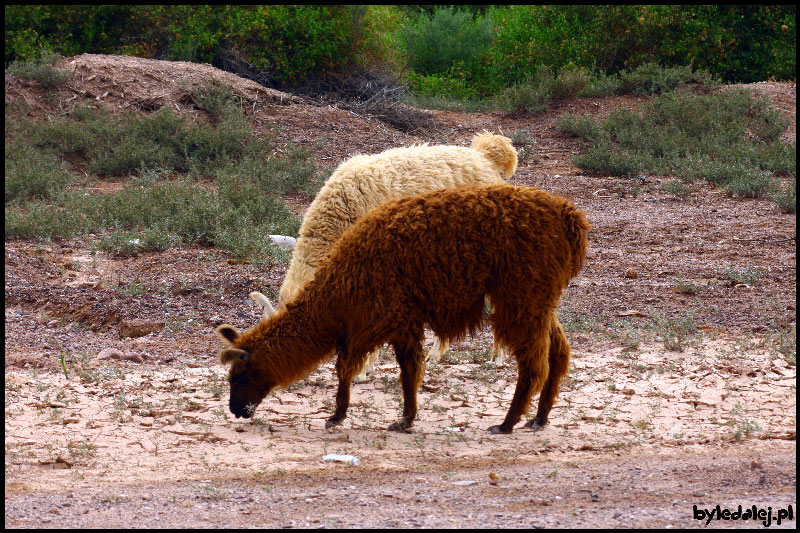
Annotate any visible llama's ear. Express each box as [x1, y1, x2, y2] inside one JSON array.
[[215, 324, 240, 345], [249, 291, 277, 316], [219, 348, 251, 365]]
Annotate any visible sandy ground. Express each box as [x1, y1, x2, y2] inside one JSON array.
[[4, 55, 796, 528]]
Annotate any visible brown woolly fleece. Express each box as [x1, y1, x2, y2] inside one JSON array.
[[217, 183, 590, 434], [252, 132, 519, 379]]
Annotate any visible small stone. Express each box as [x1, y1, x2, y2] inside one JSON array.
[[624, 268, 638, 279], [97, 348, 124, 360], [118, 320, 164, 339], [121, 352, 144, 364]]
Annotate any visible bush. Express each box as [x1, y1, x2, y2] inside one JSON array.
[[407, 71, 478, 101], [223, 5, 362, 86], [5, 6, 368, 89], [5, 49, 72, 88], [485, 5, 795, 84], [618, 63, 718, 95], [493, 64, 593, 113], [558, 89, 796, 207], [6, 92, 325, 261], [403, 7, 494, 76], [5, 140, 74, 204]]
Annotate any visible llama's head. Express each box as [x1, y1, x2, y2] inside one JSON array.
[[215, 324, 276, 419]]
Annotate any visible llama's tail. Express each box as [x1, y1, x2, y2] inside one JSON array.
[[470, 131, 518, 179], [561, 202, 591, 279]]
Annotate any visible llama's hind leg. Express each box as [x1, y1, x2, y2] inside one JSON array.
[[354, 348, 380, 383], [490, 339, 510, 365], [426, 336, 450, 363], [388, 337, 425, 432], [525, 315, 570, 431], [488, 317, 551, 434], [325, 353, 359, 429]]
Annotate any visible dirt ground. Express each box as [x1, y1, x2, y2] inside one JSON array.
[[5, 55, 797, 528]]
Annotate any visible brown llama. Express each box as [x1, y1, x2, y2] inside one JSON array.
[[215, 184, 590, 434]]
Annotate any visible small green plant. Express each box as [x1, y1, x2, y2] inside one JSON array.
[[720, 266, 764, 286], [662, 181, 693, 199], [770, 324, 796, 364], [727, 402, 763, 440], [618, 63, 717, 95], [493, 65, 556, 114], [672, 275, 703, 295], [191, 80, 241, 122], [58, 350, 69, 379], [67, 439, 96, 459], [649, 308, 699, 352]]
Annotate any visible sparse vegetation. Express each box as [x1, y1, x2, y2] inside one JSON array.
[[558, 88, 795, 210], [648, 308, 700, 352], [5, 50, 72, 88], [720, 266, 765, 286], [4, 87, 327, 262]]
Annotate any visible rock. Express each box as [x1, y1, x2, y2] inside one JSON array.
[[97, 348, 124, 360], [121, 352, 144, 363], [624, 268, 638, 279], [118, 320, 164, 339]]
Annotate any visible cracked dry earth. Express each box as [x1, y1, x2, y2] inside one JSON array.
[[4, 56, 797, 528]]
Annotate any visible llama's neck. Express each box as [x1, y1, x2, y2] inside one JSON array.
[[246, 296, 339, 387]]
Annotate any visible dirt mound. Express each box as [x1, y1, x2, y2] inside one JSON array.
[[5, 53, 304, 118], [64, 53, 304, 107]]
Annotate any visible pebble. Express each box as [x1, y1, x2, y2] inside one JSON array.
[[97, 348, 124, 360]]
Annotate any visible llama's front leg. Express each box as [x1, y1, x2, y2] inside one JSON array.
[[389, 339, 424, 432], [524, 316, 570, 431], [325, 354, 358, 429]]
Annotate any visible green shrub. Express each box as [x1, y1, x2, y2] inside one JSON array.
[[618, 63, 718, 95], [5, 49, 72, 88], [6, 95, 323, 262], [485, 5, 795, 85], [5, 6, 368, 89], [772, 179, 796, 213], [403, 7, 493, 76], [226, 5, 362, 86], [649, 308, 699, 352], [191, 79, 241, 122], [5, 140, 74, 204], [558, 89, 796, 206], [407, 71, 478, 101], [6, 178, 301, 263], [356, 6, 409, 72], [494, 64, 594, 114], [493, 65, 555, 114]]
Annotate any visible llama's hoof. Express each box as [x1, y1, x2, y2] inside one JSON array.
[[524, 419, 547, 431], [352, 374, 369, 384], [325, 417, 343, 430], [488, 424, 513, 434], [387, 421, 413, 433]]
